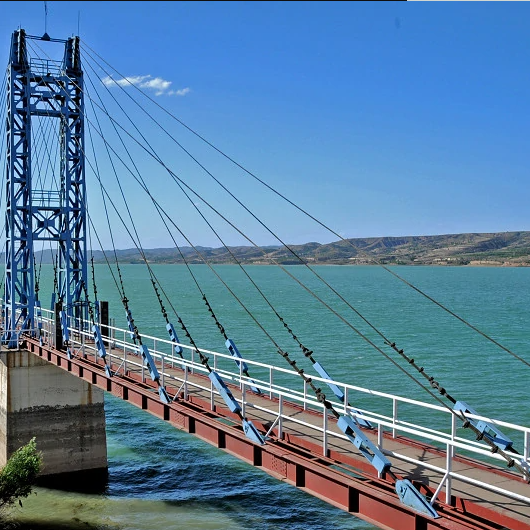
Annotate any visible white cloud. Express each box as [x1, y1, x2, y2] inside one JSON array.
[[169, 87, 191, 97], [101, 75, 190, 97]]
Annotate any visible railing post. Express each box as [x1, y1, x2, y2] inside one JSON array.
[[210, 374, 215, 411], [430, 441, 453, 508], [278, 395, 283, 440], [110, 318, 115, 349], [524, 431, 530, 461], [269, 367, 273, 399], [446, 441, 453, 505], [242, 383, 247, 419], [392, 398, 398, 438], [303, 379, 308, 411], [323, 409, 328, 457], [523, 430, 530, 481]]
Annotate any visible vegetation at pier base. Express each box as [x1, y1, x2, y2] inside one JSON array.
[[0, 438, 42, 512]]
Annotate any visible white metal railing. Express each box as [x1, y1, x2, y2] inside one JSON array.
[[5, 306, 530, 510], [29, 58, 63, 76]]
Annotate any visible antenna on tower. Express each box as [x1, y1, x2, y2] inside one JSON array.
[[42, 1, 50, 40]]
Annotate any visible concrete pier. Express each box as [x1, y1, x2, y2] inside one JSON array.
[[0, 347, 107, 476]]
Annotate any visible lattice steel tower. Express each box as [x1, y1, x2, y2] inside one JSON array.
[[4, 29, 88, 341]]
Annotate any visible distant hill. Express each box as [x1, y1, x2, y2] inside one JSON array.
[[12, 231, 530, 266]]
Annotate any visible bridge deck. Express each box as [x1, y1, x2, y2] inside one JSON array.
[[126, 353, 530, 530], [21, 337, 530, 530]]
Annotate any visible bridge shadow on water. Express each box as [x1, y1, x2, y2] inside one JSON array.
[[0, 393, 372, 530], [0, 470, 111, 530], [35, 469, 110, 496], [0, 521, 105, 530]]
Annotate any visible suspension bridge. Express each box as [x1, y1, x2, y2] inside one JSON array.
[[1, 28, 530, 530]]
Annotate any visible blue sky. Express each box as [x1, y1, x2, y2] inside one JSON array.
[[1, 1, 530, 250]]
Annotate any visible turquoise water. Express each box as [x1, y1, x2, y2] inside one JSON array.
[[2, 264, 529, 529]]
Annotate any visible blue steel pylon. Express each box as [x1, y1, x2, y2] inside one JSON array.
[[4, 29, 88, 345]]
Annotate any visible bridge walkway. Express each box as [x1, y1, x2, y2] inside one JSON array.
[[118, 345, 530, 530], [19, 331, 530, 530]]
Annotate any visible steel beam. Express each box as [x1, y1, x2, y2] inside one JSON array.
[[4, 30, 88, 345], [22, 336, 528, 530]]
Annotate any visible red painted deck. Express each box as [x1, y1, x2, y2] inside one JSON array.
[[22, 336, 530, 530]]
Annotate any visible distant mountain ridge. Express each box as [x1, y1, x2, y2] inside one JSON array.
[[12, 231, 530, 266]]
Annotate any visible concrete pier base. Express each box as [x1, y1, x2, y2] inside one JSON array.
[[0, 347, 108, 477]]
